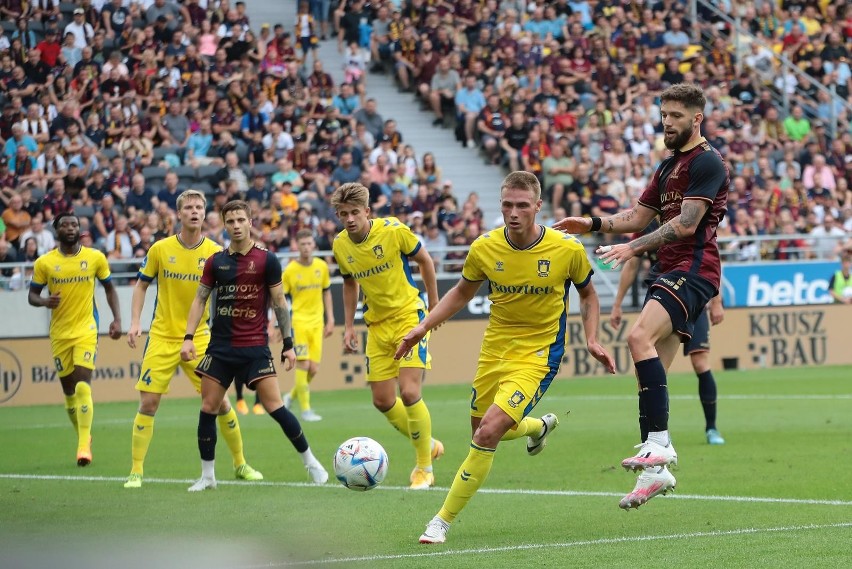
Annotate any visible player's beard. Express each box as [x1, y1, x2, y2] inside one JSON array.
[[58, 232, 80, 247], [663, 123, 694, 150]]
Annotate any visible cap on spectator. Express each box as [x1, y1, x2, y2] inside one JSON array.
[[443, 180, 453, 187], [73, 7, 84, 14], [280, 179, 293, 185], [261, 22, 271, 29], [391, 186, 404, 192], [379, 134, 392, 143], [813, 121, 825, 128], [294, 134, 307, 143], [319, 145, 331, 152], [46, 28, 57, 35], [410, 211, 424, 219], [811, 188, 829, 199], [156, 15, 168, 23]]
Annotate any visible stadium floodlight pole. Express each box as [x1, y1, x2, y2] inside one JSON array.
[[690, 0, 699, 43]]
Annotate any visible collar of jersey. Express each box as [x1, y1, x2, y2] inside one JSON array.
[[352, 220, 373, 245], [504, 225, 545, 251]]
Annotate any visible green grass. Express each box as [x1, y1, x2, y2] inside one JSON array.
[[1, 366, 851, 568]]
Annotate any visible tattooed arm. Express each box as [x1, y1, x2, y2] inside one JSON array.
[[627, 199, 709, 256], [552, 203, 657, 235], [269, 283, 296, 370]]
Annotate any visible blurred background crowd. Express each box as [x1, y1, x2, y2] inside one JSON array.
[[1, 0, 851, 289]]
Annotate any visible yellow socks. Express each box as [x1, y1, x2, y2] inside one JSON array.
[[406, 399, 433, 469], [438, 443, 496, 523], [500, 417, 544, 441], [74, 382, 93, 451], [64, 394, 78, 432], [218, 407, 247, 468], [294, 368, 311, 412], [382, 397, 411, 437], [130, 413, 155, 475]]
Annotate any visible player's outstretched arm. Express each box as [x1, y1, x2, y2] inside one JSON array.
[[577, 282, 615, 374], [597, 200, 710, 269], [553, 204, 656, 235], [341, 277, 360, 353], [394, 278, 480, 360], [127, 280, 151, 348], [410, 246, 439, 310], [180, 284, 211, 361], [102, 279, 123, 340], [610, 256, 641, 329], [270, 284, 296, 370]]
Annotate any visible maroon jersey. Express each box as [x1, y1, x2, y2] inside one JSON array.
[[200, 244, 283, 349], [638, 140, 729, 288]]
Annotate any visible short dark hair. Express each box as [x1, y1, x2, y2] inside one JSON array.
[[52, 212, 79, 231], [221, 200, 252, 220], [660, 83, 706, 112]]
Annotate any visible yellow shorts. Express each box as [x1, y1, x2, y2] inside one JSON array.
[[135, 335, 210, 394], [51, 335, 98, 378], [470, 357, 558, 424], [293, 322, 323, 362], [365, 309, 431, 381]]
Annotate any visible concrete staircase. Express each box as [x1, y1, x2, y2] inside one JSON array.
[[247, 1, 506, 226]]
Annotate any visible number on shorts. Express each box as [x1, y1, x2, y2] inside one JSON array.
[[54, 357, 64, 372], [365, 356, 370, 375], [140, 369, 152, 385], [470, 387, 478, 411], [295, 344, 308, 357], [199, 354, 212, 371]]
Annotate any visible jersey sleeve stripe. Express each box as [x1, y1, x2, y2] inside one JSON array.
[[684, 196, 713, 204], [29, 281, 45, 290], [462, 275, 484, 283], [98, 275, 112, 284], [406, 241, 422, 256], [138, 273, 155, 282], [573, 269, 593, 289]]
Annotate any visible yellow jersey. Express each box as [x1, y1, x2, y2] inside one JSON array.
[[462, 226, 593, 367], [282, 257, 331, 328], [333, 217, 425, 325], [138, 235, 222, 341], [31, 246, 112, 341]]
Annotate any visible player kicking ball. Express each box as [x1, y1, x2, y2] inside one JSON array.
[[181, 200, 327, 490], [397, 172, 614, 544]]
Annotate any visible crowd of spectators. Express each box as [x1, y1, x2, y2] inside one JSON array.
[[1, 0, 852, 291]]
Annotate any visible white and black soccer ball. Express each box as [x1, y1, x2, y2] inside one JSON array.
[[333, 437, 388, 491]]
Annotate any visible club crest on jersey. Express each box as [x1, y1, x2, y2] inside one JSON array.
[[670, 162, 683, 179], [347, 256, 355, 263], [507, 390, 525, 408], [372, 245, 384, 259], [83, 351, 92, 361], [247, 260, 256, 273], [168, 256, 176, 264], [537, 259, 550, 277], [197, 257, 206, 270], [80, 260, 88, 271], [55, 265, 61, 272], [495, 261, 504, 272]]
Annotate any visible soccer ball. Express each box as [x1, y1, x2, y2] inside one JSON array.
[[333, 437, 389, 491]]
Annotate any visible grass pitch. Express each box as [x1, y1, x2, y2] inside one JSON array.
[[1, 366, 850, 568]]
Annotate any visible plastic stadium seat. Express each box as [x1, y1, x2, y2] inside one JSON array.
[[197, 165, 221, 182], [252, 163, 279, 178], [172, 165, 198, 182], [74, 205, 96, 220], [141, 166, 169, 181]]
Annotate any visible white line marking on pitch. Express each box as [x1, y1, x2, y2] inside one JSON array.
[[1, 473, 850, 507], [243, 522, 852, 567], [4, 394, 849, 430]]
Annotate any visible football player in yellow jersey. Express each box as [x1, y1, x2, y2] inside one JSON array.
[[331, 182, 445, 490], [281, 228, 335, 422], [29, 212, 123, 467], [123, 190, 262, 488], [396, 172, 615, 544]]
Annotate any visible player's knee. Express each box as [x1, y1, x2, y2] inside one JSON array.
[[472, 421, 502, 448], [308, 362, 319, 376], [627, 328, 653, 354], [398, 387, 421, 406], [372, 396, 395, 412]]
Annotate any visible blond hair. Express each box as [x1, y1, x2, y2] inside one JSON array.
[[501, 171, 541, 200], [176, 189, 207, 211], [330, 183, 369, 210], [295, 228, 314, 240]]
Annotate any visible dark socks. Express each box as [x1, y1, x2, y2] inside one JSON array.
[[269, 405, 309, 453], [197, 411, 217, 461], [697, 370, 718, 431], [635, 357, 669, 433]]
